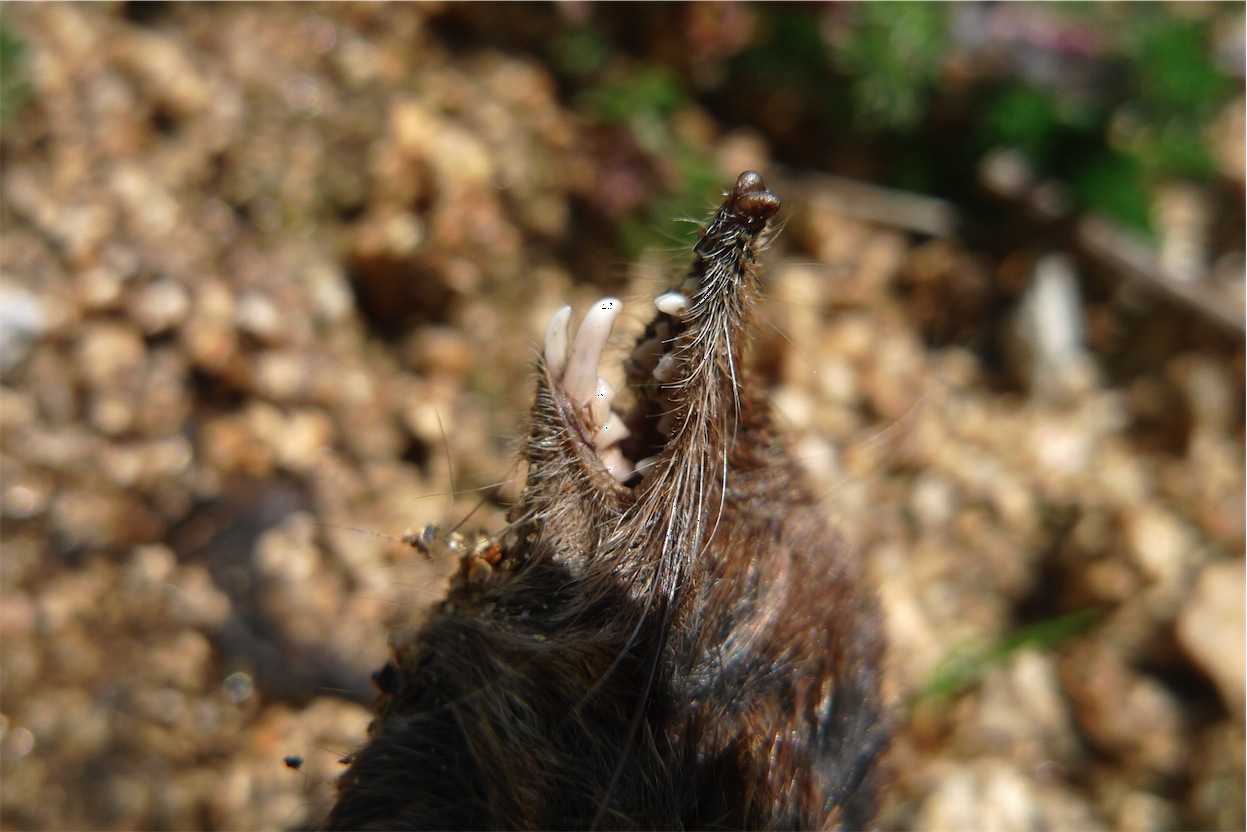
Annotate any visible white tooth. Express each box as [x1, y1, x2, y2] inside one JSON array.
[[600, 447, 634, 482], [589, 377, 615, 427], [653, 353, 680, 383], [630, 337, 663, 373], [563, 298, 622, 407], [655, 291, 689, 317], [593, 412, 630, 449], [656, 412, 674, 437], [634, 455, 660, 476], [544, 305, 572, 381]]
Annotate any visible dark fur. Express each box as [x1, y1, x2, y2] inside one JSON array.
[[326, 173, 889, 830]]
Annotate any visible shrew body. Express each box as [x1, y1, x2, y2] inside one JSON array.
[[326, 172, 889, 830]]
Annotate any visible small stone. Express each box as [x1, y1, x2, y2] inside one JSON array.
[[76, 321, 146, 389], [0, 283, 46, 378], [272, 409, 334, 473], [129, 279, 190, 335], [304, 262, 354, 324], [169, 565, 232, 630], [88, 391, 137, 435], [0, 590, 35, 638], [1187, 720, 1247, 830], [50, 488, 164, 550], [1125, 505, 1197, 589], [972, 649, 1080, 768], [2, 466, 56, 520], [909, 472, 956, 532], [816, 356, 858, 405], [35, 561, 111, 633], [109, 163, 179, 238], [252, 350, 308, 401], [1012, 253, 1086, 401], [145, 630, 213, 690], [0, 387, 37, 433], [123, 544, 178, 593], [770, 385, 814, 432], [201, 413, 275, 478], [235, 292, 286, 344], [52, 201, 116, 262], [917, 760, 1099, 832], [254, 512, 320, 583], [1114, 790, 1178, 832], [184, 280, 238, 371], [1176, 558, 1246, 713], [79, 263, 127, 310], [404, 327, 474, 379], [1061, 643, 1187, 777], [1030, 419, 1093, 478]]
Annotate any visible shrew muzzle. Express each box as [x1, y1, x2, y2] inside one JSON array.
[[326, 172, 890, 830]]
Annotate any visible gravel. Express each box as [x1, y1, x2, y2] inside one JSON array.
[[1, 4, 1242, 830]]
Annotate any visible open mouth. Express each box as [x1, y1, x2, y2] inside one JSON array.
[[540, 171, 781, 491], [540, 294, 674, 488]]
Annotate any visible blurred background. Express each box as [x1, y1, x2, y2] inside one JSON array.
[[0, 3, 1242, 829]]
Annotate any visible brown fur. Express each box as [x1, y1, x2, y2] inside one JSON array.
[[326, 173, 889, 830]]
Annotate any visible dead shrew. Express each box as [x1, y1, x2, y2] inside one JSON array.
[[326, 172, 890, 830]]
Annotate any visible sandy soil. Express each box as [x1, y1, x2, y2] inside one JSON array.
[[0, 4, 1242, 830]]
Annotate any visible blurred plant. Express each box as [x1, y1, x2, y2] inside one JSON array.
[[550, 4, 1238, 247], [582, 65, 686, 129], [725, 3, 1237, 233], [555, 28, 724, 256], [0, 15, 31, 123], [1113, 12, 1232, 180], [973, 6, 1234, 231], [835, 2, 951, 133], [614, 148, 723, 258], [915, 608, 1101, 704]]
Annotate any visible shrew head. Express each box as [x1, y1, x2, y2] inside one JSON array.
[[532, 171, 781, 501]]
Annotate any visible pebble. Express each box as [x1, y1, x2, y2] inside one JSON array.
[[0, 387, 37, 433], [909, 471, 957, 532], [303, 261, 354, 324], [251, 349, 308, 401], [123, 544, 178, 594], [272, 409, 335, 473], [254, 512, 320, 583], [129, 279, 190, 335], [235, 292, 288, 344], [76, 321, 146, 389], [0, 283, 46, 378], [88, 391, 136, 435], [971, 649, 1080, 769], [145, 630, 214, 690], [1187, 720, 1247, 830], [79, 262, 128, 310], [168, 565, 232, 630], [1114, 790, 1179, 832], [1013, 252, 1086, 401], [917, 760, 1101, 832], [1125, 504, 1197, 588], [1060, 643, 1187, 777], [49, 488, 164, 550], [1, 466, 55, 520], [183, 279, 238, 371], [1176, 558, 1246, 713]]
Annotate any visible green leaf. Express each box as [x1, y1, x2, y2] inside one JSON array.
[[0, 16, 31, 123], [1071, 150, 1153, 232]]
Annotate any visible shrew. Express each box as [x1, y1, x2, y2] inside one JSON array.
[[326, 172, 890, 831]]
